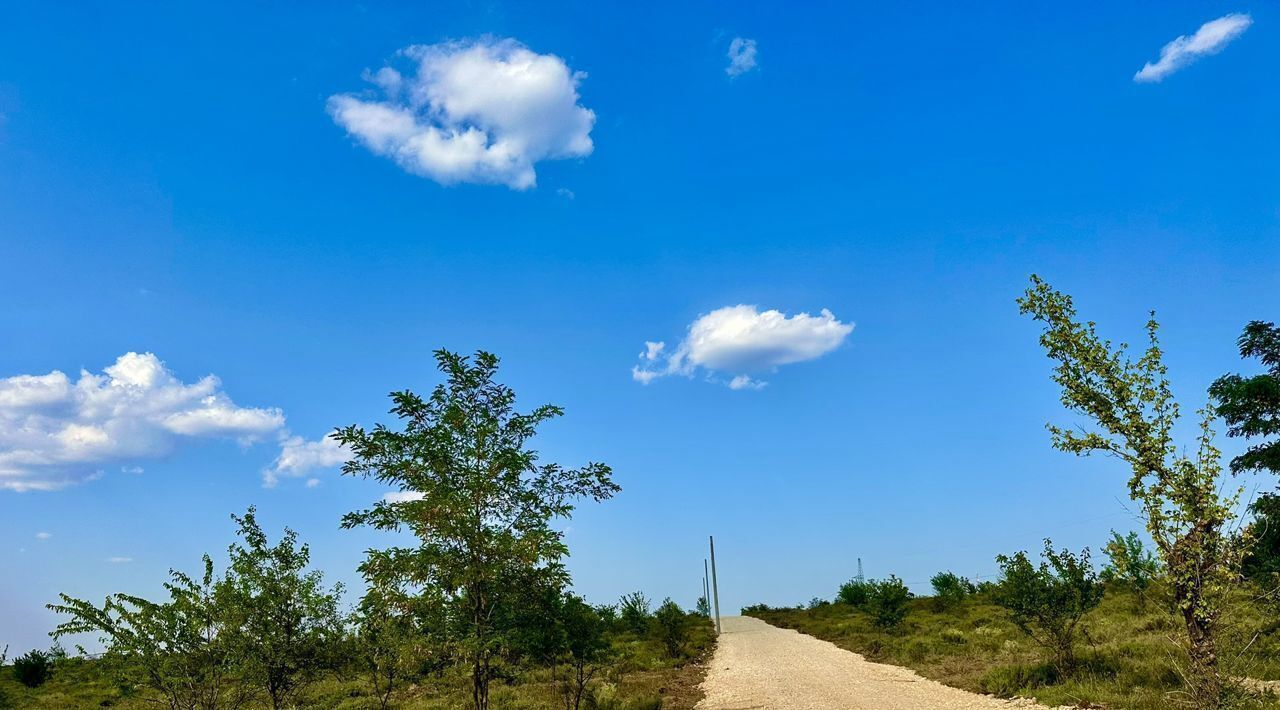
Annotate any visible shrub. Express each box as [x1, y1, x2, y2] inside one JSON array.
[[740, 603, 772, 614], [12, 648, 53, 688], [806, 597, 829, 610], [994, 540, 1103, 673], [836, 578, 872, 607], [866, 576, 911, 628], [618, 591, 651, 635], [929, 571, 975, 611], [1100, 530, 1160, 607], [651, 599, 689, 658]]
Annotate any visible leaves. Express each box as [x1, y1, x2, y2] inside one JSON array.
[[335, 349, 619, 710]]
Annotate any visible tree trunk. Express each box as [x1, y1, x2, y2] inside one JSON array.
[[1183, 607, 1221, 709]]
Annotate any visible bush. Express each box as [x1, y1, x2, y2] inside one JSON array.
[[866, 576, 911, 628], [836, 578, 872, 607], [1100, 530, 1160, 606], [12, 648, 53, 688], [618, 591, 651, 635], [929, 571, 975, 611], [740, 603, 772, 614], [651, 599, 689, 658], [978, 661, 1060, 696], [994, 540, 1103, 673], [806, 597, 829, 610]]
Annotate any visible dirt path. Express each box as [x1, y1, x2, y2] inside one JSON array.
[[696, 616, 1047, 710]]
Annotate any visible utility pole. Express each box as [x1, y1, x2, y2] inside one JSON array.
[[709, 536, 722, 634], [703, 559, 711, 616]]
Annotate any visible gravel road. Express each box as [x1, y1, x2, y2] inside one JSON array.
[[696, 616, 1049, 710]]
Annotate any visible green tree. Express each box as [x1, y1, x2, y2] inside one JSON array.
[[1209, 320, 1280, 475], [617, 591, 651, 635], [866, 576, 911, 628], [49, 556, 252, 710], [652, 599, 690, 658], [217, 507, 345, 710], [1019, 276, 1245, 706], [929, 571, 976, 611], [550, 594, 611, 710], [695, 594, 711, 618], [836, 578, 871, 607], [334, 350, 619, 710], [1100, 530, 1161, 608], [11, 649, 53, 688], [354, 579, 439, 710], [994, 540, 1103, 673], [1240, 494, 1280, 582]]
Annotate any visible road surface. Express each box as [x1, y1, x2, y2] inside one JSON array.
[[696, 616, 1050, 710]]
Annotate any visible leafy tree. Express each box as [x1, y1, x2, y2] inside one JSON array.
[[11, 649, 53, 688], [866, 576, 911, 628], [836, 578, 871, 607], [695, 594, 711, 618], [1019, 276, 1246, 707], [994, 541, 1103, 673], [617, 591, 651, 635], [354, 578, 439, 710], [652, 599, 689, 658], [217, 507, 345, 709], [1209, 320, 1280, 475], [1243, 494, 1280, 581], [930, 571, 976, 611], [334, 350, 619, 710], [49, 556, 252, 710], [548, 594, 611, 710], [1100, 530, 1161, 607]]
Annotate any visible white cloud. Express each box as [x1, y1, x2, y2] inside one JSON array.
[[265, 433, 350, 488], [633, 305, 853, 389], [726, 37, 758, 77], [329, 37, 596, 190], [0, 352, 285, 492], [35, 531, 51, 540], [121, 465, 144, 475], [105, 556, 133, 563], [1134, 13, 1252, 83], [305, 478, 320, 489], [383, 490, 425, 503]]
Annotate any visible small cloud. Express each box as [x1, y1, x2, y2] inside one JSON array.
[[1134, 13, 1252, 83], [305, 478, 320, 489], [726, 37, 758, 77], [121, 465, 144, 475], [265, 433, 350, 488], [383, 490, 425, 503], [728, 375, 767, 391], [35, 531, 51, 540], [556, 188, 575, 200], [633, 304, 853, 389], [328, 37, 596, 190], [105, 556, 133, 563]]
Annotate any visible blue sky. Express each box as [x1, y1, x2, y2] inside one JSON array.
[[2, 1, 1279, 652]]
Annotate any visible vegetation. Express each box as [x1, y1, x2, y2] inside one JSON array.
[[1210, 320, 1280, 476], [28, 350, 713, 710], [1101, 530, 1161, 607], [333, 350, 621, 710], [11, 648, 54, 688], [836, 578, 871, 607], [1019, 276, 1248, 707], [745, 582, 1280, 709], [929, 571, 976, 611], [993, 540, 1104, 672], [866, 577, 911, 629]]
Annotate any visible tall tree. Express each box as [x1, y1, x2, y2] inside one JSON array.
[[334, 350, 619, 710], [217, 507, 344, 710], [1019, 276, 1246, 708], [1209, 320, 1280, 475]]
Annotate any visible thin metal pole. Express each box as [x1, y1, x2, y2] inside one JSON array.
[[709, 535, 722, 634], [703, 559, 710, 613]]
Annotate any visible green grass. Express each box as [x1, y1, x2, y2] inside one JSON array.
[[0, 620, 715, 710], [747, 585, 1280, 709]]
